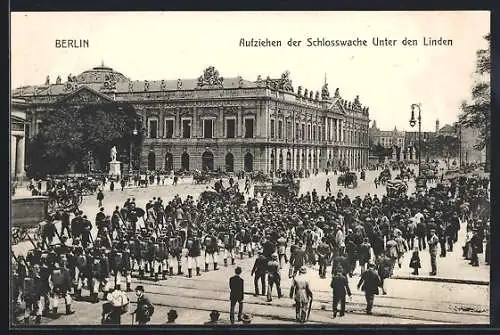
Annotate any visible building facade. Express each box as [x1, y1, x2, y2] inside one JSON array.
[[12, 64, 370, 174], [11, 98, 28, 180]]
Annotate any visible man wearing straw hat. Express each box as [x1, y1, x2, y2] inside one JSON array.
[[289, 266, 313, 323]]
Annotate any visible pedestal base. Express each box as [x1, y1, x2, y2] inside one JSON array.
[[109, 161, 122, 177]]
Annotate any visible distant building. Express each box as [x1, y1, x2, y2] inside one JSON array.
[[11, 64, 371, 174], [369, 121, 406, 160]]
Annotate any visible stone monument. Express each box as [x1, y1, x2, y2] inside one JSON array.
[[109, 146, 121, 177]]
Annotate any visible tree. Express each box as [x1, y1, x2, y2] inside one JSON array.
[[26, 103, 141, 176], [458, 33, 490, 170]]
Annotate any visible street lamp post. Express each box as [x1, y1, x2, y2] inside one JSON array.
[[409, 103, 422, 176], [129, 125, 138, 184]]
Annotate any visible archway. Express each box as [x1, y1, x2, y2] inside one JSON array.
[[165, 152, 173, 171], [270, 152, 275, 171], [301, 153, 306, 170], [202, 151, 214, 171], [296, 152, 300, 170], [308, 153, 312, 170], [148, 152, 156, 171], [278, 152, 283, 170], [244, 152, 253, 172], [181, 152, 190, 171], [286, 151, 291, 170], [225, 153, 234, 172]]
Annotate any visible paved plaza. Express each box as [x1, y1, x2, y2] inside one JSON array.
[[12, 168, 490, 325]]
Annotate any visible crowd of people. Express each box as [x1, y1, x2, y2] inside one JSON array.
[[11, 163, 490, 325]]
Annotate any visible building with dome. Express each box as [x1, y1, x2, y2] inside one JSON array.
[[11, 64, 370, 174]]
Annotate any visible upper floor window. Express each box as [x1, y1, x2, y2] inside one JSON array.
[[203, 119, 214, 138], [182, 119, 191, 139], [245, 119, 254, 138], [226, 119, 236, 138], [278, 120, 283, 139], [164, 119, 174, 138], [270, 119, 275, 139], [148, 118, 158, 139]]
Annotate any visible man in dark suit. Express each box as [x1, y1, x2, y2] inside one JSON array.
[[330, 266, 352, 318], [229, 267, 244, 324], [357, 261, 382, 315], [251, 250, 267, 296], [131, 285, 154, 325]]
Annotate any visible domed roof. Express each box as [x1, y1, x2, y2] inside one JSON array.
[[74, 63, 129, 84]]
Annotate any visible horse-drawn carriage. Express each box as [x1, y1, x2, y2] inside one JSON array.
[[386, 179, 408, 198], [47, 187, 83, 212], [337, 172, 358, 188], [193, 171, 213, 184], [378, 169, 392, 185], [252, 171, 273, 184]]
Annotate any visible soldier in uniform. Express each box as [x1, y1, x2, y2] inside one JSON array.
[[236, 229, 248, 259], [24, 264, 49, 324], [168, 233, 183, 276], [266, 254, 282, 302], [72, 244, 86, 300], [316, 237, 332, 279], [204, 229, 219, 272], [137, 236, 149, 279], [71, 210, 84, 240], [186, 234, 202, 277], [358, 238, 373, 275], [89, 248, 102, 303], [121, 241, 133, 291], [48, 259, 74, 316], [289, 266, 313, 323], [221, 230, 236, 266], [157, 236, 169, 280]]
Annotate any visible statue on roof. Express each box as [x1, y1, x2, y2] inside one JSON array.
[[256, 75, 262, 82], [160, 80, 167, 91], [68, 74, 73, 83], [334, 88, 340, 98], [297, 86, 302, 96], [144, 80, 150, 91], [238, 76, 244, 88], [56, 76, 61, 84], [278, 70, 294, 92], [45, 75, 50, 85], [304, 88, 309, 98], [197, 66, 224, 88], [315, 91, 320, 101], [128, 81, 134, 92], [321, 83, 330, 100], [354, 95, 361, 107], [177, 79, 183, 90]]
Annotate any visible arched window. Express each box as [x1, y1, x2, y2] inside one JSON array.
[[225, 153, 234, 172], [202, 151, 214, 171], [165, 152, 173, 171], [148, 152, 156, 171], [244, 152, 253, 172], [181, 152, 190, 171]]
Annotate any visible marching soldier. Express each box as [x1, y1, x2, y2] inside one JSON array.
[[221, 230, 236, 266], [72, 243, 87, 300], [168, 233, 183, 276], [89, 248, 102, 303], [289, 266, 313, 323], [24, 264, 49, 324], [157, 237, 169, 280], [121, 241, 133, 291], [186, 234, 202, 277], [204, 229, 219, 272], [48, 258, 74, 316]]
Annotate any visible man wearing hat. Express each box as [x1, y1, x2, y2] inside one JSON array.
[[131, 285, 154, 325], [331, 265, 352, 318], [229, 267, 244, 324], [427, 228, 439, 276], [251, 249, 267, 296], [204, 310, 230, 325], [289, 266, 313, 323], [266, 254, 282, 302], [166, 309, 178, 323], [357, 261, 382, 315]]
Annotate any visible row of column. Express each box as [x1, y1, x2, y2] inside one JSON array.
[[325, 117, 344, 143], [267, 147, 322, 172], [338, 148, 368, 170]]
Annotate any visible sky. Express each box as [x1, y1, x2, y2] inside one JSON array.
[[11, 11, 490, 132]]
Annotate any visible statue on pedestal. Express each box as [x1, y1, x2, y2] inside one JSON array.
[[110, 146, 117, 162]]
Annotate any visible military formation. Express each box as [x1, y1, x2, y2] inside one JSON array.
[[12, 166, 490, 325]]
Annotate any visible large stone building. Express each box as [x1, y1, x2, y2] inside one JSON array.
[[11, 64, 370, 174]]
